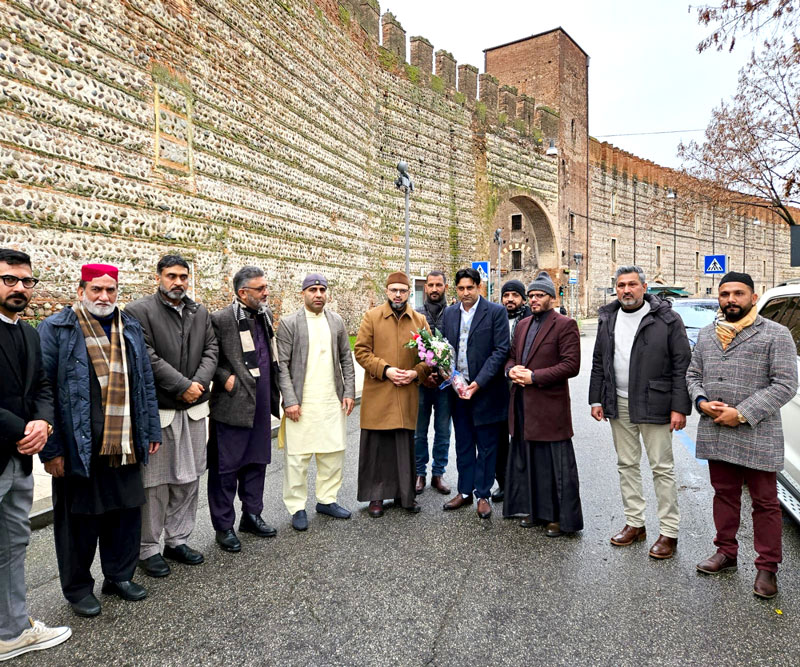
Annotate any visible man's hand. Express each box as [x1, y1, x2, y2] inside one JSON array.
[[508, 365, 531, 385], [699, 400, 727, 419], [44, 456, 65, 478], [713, 406, 741, 427], [285, 404, 302, 422], [342, 398, 355, 416], [460, 381, 479, 400], [149, 442, 160, 454], [181, 381, 205, 404], [421, 370, 440, 389], [386, 367, 409, 386], [224, 375, 236, 393], [591, 406, 606, 422], [16, 420, 50, 454], [670, 411, 687, 432]]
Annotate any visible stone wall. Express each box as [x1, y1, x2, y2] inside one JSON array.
[[0, 0, 554, 330]]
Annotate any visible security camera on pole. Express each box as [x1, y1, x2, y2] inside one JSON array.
[[395, 161, 414, 278]]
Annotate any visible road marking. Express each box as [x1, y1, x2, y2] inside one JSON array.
[[674, 429, 707, 465]]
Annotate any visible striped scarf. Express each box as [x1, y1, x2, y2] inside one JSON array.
[[233, 298, 275, 377], [715, 305, 758, 350], [74, 303, 135, 466]]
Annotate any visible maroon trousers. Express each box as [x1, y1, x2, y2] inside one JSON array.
[[708, 460, 782, 573]]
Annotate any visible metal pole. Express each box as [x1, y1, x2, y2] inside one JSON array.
[[404, 187, 410, 277], [742, 214, 746, 273], [497, 236, 501, 303], [632, 179, 637, 265], [673, 198, 677, 284]]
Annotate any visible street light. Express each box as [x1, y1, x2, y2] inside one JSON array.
[[545, 139, 558, 156], [666, 188, 677, 284], [493, 228, 502, 303], [395, 161, 414, 277]]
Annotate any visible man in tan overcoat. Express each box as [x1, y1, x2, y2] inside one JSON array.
[[354, 271, 431, 517]]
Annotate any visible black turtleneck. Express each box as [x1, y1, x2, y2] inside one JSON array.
[[91, 311, 115, 339], [620, 299, 647, 314]]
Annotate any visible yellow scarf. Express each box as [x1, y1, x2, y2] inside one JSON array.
[[715, 306, 757, 350]]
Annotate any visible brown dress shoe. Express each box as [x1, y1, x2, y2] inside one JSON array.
[[431, 476, 451, 495], [545, 522, 563, 537], [443, 494, 473, 511], [753, 570, 778, 599], [415, 475, 425, 495], [649, 535, 677, 559], [696, 552, 738, 574], [367, 500, 384, 518], [610, 525, 647, 546], [477, 498, 492, 519]]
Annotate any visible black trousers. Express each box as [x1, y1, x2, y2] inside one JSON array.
[[53, 479, 141, 603]]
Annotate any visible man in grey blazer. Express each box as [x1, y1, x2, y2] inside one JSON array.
[[276, 274, 355, 531], [687, 272, 798, 599]]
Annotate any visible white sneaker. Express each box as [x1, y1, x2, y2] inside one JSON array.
[[0, 618, 72, 661]]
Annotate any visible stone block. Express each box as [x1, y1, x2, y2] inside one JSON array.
[[409, 36, 433, 76], [457, 64, 478, 102], [381, 12, 405, 62], [435, 49, 456, 89]]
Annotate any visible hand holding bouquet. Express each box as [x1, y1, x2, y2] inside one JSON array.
[[404, 329, 470, 397]]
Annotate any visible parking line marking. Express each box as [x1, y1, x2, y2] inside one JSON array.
[[674, 429, 707, 465]]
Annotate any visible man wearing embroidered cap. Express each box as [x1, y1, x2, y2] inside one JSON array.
[[38, 263, 161, 617], [276, 273, 355, 531], [354, 271, 431, 517], [125, 254, 218, 577]]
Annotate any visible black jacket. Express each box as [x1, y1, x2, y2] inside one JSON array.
[[589, 294, 692, 424], [0, 320, 54, 476], [416, 300, 446, 335]]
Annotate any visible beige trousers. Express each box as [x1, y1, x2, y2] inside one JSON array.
[[282, 449, 345, 515], [609, 396, 680, 538]]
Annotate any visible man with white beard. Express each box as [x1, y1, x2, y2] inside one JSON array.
[[38, 264, 161, 617]]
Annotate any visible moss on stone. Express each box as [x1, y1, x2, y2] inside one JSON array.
[[378, 47, 398, 71], [338, 4, 351, 26], [453, 91, 466, 105], [430, 75, 444, 94], [475, 101, 487, 123], [404, 64, 421, 85]]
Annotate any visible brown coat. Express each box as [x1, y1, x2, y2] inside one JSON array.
[[354, 302, 431, 430], [505, 310, 581, 442]]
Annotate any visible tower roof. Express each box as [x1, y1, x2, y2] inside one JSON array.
[[483, 27, 589, 59]]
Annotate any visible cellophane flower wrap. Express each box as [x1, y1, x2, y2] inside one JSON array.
[[404, 328, 470, 397]]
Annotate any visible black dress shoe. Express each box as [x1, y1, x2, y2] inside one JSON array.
[[292, 510, 309, 531], [70, 593, 101, 617], [101, 579, 147, 601], [316, 502, 351, 519], [491, 488, 505, 503], [216, 529, 242, 552], [405, 501, 422, 513], [163, 544, 204, 565], [138, 553, 171, 577], [239, 512, 277, 538]]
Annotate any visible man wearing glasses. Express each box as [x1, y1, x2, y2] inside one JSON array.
[[0, 249, 72, 660], [207, 267, 281, 552]]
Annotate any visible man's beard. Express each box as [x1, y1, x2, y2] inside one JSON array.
[[619, 295, 643, 309], [426, 292, 444, 303], [388, 298, 407, 313], [0, 293, 29, 313], [723, 301, 753, 322], [82, 295, 115, 317], [159, 283, 185, 301]]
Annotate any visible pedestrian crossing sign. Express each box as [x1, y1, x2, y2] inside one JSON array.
[[471, 261, 490, 283], [704, 254, 726, 274]]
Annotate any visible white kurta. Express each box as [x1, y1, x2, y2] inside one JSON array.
[[284, 309, 346, 455]]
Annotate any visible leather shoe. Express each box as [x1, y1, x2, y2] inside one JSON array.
[[431, 476, 451, 495], [316, 502, 351, 519], [415, 475, 425, 494], [648, 535, 677, 560], [753, 570, 778, 599], [443, 494, 473, 511], [368, 500, 384, 518], [491, 488, 505, 503], [101, 579, 147, 601], [292, 510, 308, 531], [610, 525, 647, 546], [477, 498, 492, 519], [70, 593, 101, 618], [163, 544, 204, 565], [696, 552, 738, 574], [545, 522, 563, 537], [405, 501, 422, 513], [519, 515, 535, 528], [138, 553, 171, 578], [216, 529, 242, 552], [239, 512, 277, 538]]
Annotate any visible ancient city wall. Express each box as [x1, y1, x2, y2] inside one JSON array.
[[0, 0, 555, 329]]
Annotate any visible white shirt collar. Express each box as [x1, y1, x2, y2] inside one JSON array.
[[0, 311, 19, 324], [459, 295, 481, 316]]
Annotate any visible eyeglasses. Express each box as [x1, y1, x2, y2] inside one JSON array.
[[1, 275, 39, 288], [243, 285, 268, 293], [387, 288, 409, 295], [528, 292, 549, 300]]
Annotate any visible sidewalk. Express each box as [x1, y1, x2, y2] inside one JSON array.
[[31, 353, 365, 527]]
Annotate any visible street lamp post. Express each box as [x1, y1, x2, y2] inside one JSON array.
[[493, 228, 502, 303], [667, 188, 677, 283], [395, 161, 414, 277]]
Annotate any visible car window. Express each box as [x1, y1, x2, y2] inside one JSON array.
[[760, 296, 790, 324], [672, 303, 718, 329], [760, 296, 800, 356]]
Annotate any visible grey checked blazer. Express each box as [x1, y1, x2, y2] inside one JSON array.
[[686, 315, 798, 471], [276, 307, 355, 409]]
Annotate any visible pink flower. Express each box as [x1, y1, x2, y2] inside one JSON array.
[[418, 350, 426, 361]]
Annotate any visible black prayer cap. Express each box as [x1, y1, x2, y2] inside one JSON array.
[[718, 271, 754, 290]]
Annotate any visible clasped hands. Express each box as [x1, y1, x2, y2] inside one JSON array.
[[507, 365, 533, 386], [698, 400, 741, 427], [386, 367, 418, 386]]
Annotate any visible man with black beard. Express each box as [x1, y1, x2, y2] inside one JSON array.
[[125, 255, 218, 577], [687, 272, 797, 599], [493, 279, 533, 502], [414, 271, 452, 496]]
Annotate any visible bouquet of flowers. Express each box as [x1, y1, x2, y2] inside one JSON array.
[[405, 328, 470, 397]]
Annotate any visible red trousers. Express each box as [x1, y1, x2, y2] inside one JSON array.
[[709, 460, 782, 573]]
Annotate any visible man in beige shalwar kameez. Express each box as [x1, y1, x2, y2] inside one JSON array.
[[276, 274, 355, 531]]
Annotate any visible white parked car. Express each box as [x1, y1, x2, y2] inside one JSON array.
[[757, 280, 800, 523]]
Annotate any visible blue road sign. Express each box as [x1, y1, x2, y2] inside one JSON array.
[[471, 261, 490, 283], [568, 274, 578, 284], [704, 254, 726, 274]]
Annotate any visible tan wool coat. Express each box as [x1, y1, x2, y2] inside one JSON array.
[[354, 302, 432, 430]]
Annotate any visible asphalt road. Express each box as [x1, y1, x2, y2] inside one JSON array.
[[20, 332, 800, 666]]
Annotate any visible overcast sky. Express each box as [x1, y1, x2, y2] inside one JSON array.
[[381, 0, 758, 169]]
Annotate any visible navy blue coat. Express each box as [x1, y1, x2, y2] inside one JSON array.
[[442, 297, 510, 425], [37, 307, 162, 478]]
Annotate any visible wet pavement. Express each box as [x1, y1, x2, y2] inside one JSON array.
[[19, 333, 800, 666]]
